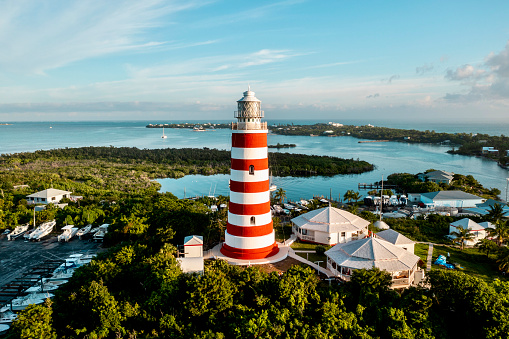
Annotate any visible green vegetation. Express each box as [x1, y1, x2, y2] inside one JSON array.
[[270, 123, 509, 166], [386, 171, 501, 199], [268, 143, 296, 148], [414, 243, 429, 263]]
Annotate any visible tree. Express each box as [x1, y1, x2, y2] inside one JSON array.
[[344, 190, 356, 204], [450, 226, 476, 250], [274, 188, 286, 205], [351, 191, 362, 203], [476, 238, 498, 257], [487, 203, 506, 223], [488, 220, 509, 246], [10, 299, 57, 339]]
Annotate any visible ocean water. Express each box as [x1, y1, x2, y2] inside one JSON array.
[[1, 120, 508, 201]]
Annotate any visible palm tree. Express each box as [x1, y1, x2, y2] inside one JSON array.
[[488, 220, 509, 246], [451, 226, 476, 250], [274, 188, 287, 205], [476, 238, 497, 257], [487, 203, 506, 223], [497, 247, 509, 273], [343, 190, 355, 204], [351, 191, 362, 203]]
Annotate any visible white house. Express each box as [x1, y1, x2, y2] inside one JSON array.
[[176, 235, 204, 274], [183, 235, 203, 258], [325, 236, 423, 289], [420, 190, 485, 208], [291, 206, 369, 245], [407, 193, 422, 203], [449, 218, 489, 245], [26, 188, 72, 204], [417, 170, 454, 184], [482, 147, 498, 154], [375, 229, 415, 254]]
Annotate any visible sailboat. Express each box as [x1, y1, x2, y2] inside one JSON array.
[[161, 127, 167, 139]]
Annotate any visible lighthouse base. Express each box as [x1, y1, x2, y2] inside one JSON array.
[[220, 242, 279, 260]]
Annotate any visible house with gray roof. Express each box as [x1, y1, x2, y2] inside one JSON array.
[[26, 188, 72, 204], [291, 206, 369, 245], [449, 218, 490, 245], [325, 236, 422, 289], [420, 190, 485, 208], [375, 229, 415, 253], [417, 170, 454, 184]]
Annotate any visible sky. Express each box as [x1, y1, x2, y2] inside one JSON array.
[[0, 0, 509, 122]]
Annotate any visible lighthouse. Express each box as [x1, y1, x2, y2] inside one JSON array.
[[220, 88, 279, 260]]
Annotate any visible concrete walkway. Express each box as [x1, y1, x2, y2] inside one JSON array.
[[288, 248, 334, 278], [426, 243, 434, 271]]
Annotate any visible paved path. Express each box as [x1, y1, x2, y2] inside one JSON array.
[[426, 243, 433, 271]]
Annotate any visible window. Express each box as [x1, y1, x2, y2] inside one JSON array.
[[341, 232, 345, 237], [250, 216, 256, 225], [52, 197, 56, 201], [249, 165, 255, 175]]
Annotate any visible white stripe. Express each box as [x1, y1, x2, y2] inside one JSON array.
[[228, 212, 272, 226], [231, 147, 268, 160], [225, 231, 275, 249], [232, 130, 268, 134], [230, 191, 270, 204], [231, 169, 269, 182]]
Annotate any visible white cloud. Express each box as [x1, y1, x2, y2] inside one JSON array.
[[444, 41, 509, 102], [0, 0, 201, 74]]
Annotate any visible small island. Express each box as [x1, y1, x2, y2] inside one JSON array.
[[268, 143, 296, 149]]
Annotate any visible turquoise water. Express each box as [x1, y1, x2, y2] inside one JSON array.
[[1, 121, 508, 201]]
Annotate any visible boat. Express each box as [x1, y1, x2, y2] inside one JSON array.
[[29, 220, 56, 241], [93, 224, 109, 242], [24, 281, 62, 293], [23, 292, 54, 300], [193, 125, 206, 132], [76, 224, 92, 239], [0, 324, 9, 335], [0, 310, 17, 324], [57, 225, 78, 242], [7, 223, 29, 240], [10, 296, 45, 311], [161, 127, 168, 139]]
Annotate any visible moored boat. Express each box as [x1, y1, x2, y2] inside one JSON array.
[[29, 220, 56, 241], [57, 225, 79, 242], [76, 224, 92, 239], [7, 223, 29, 240]]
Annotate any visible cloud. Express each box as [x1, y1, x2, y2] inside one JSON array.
[[443, 41, 509, 102], [129, 49, 300, 78], [445, 64, 485, 80], [382, 75, 400, 84], [416, 63, 434, 75], [366, 93, 380, 99], [0, 0, 201, 74]]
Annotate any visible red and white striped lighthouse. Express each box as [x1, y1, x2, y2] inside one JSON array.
[[220, 88, 279, 260]]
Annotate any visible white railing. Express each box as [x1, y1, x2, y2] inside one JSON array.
[[391, 277, 410, 287], [232, 122, 267, 131], [300, 235, 315, 242]]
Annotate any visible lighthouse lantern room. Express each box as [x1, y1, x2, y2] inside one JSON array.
[[220, 88, 279, 259]]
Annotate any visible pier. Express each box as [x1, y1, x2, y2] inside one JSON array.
[[358, 183, 399, 190]]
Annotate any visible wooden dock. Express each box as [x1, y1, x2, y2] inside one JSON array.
[[358, 140, 389, 143], [358, 183, 399, 190]]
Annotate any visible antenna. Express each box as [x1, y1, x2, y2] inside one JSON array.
[[380, 175, 383, 223]]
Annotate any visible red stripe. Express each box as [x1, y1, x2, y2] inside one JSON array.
[[220, 243, 279, 259], [231, 158, 268, 171], [232, 133, 267, 148], [226, 222, 273, 237], [230, 180, 269, 193], [229, 201, 270, 215]]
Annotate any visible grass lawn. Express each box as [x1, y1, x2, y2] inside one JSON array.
[[290, 241, 320, 250], [295, 252, 327, 265], [414, 243, 429, 263], [274, 224, 293, 243], [432, 245, 504, 281]]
